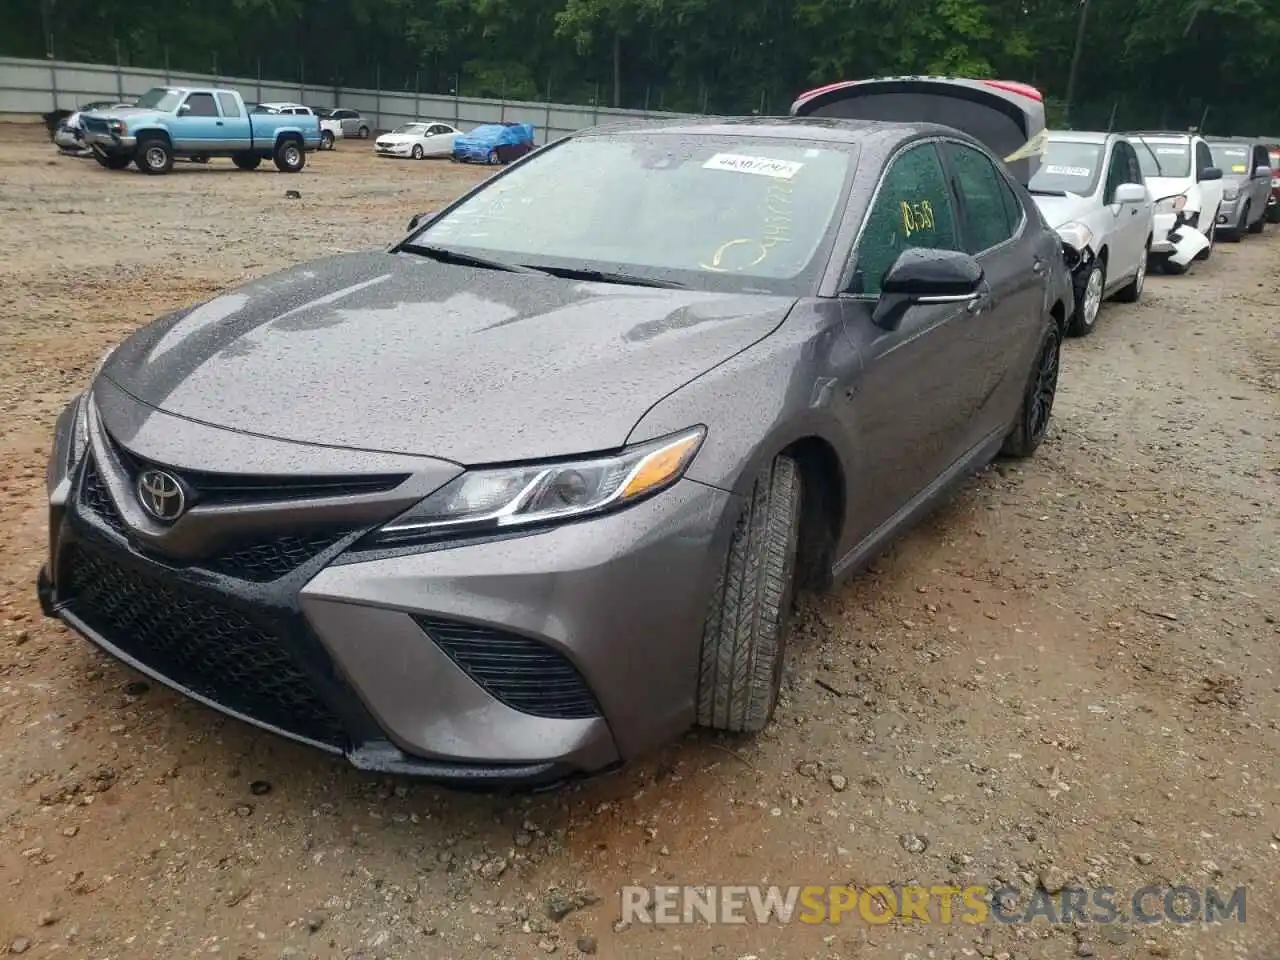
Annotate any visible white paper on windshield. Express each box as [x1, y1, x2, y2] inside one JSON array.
[[703, 153, 803, 179], [1045, 165, 1091, 176]]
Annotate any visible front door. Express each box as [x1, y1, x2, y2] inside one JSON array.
[[174, 91, 222, 151], [837, 141, 994, 547]]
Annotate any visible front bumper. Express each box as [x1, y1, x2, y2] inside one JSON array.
[[1150, 211, 1177, 253], [83, 130, 137, 154], [1217, 197, 1242, 229], [375, 143, 413, 157], [41, 396, 735, 785]]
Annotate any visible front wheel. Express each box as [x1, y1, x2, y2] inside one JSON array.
[[273, 139, 305, 173], [1001, 323, 1061, 459], [696, 455, 803, 734], [487, 149, 501, 165], [1067, 261, 1104, 337], [357, 126, 370, 139], [1247, 208, 1266, 233], [1194, 220, 1215, 261], [412, 144, 424, 160], [320, 131, 335, 150], [134, 136, 174, 175]]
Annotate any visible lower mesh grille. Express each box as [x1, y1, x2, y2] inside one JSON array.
[[62, 543, 348, 747], [412, 615, 600, 719], [79, 457, 127, 537]]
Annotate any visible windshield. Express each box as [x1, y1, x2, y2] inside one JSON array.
[[1134, 139, 1190, 178], [1208, 142, 1250, 175], [1027, 140, 1105, 195], [134, 88, 183, 112], [468, 124, 504, 137], [393, 124, 427, 134], [411, 133, 856, 294]]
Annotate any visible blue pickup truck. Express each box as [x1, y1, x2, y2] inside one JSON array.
[[80, 86, 322, 175]]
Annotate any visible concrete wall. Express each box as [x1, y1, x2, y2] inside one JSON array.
[[0, 55, 698, 140]]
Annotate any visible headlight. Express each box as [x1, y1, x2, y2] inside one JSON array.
[[66, 346, 116, 468], [1056, 221, 1094, 252], [1221, 182, 1239, 201], [1154, 194, 1187, 215], [107, 119, 127, 136], [366, 426, 706, 545]]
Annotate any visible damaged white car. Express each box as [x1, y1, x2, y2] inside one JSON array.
[[1026, 131, 1155, 336], [1130, 132, 1224, 275]]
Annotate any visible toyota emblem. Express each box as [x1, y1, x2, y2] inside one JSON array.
[[136, 469, 185, 522]]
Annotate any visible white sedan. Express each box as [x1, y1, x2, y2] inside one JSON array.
[[374, 122, 459, 159]]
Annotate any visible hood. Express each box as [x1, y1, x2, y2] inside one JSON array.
[[376, 133, 416, 144], [100, 251, 795, 463], [84, 106, 160, 120], [1144, 175, 1193, 202], [1031, 192, 1092, 229]]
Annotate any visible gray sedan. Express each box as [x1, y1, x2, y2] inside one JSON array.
[[1206, 137, 1272, 239], [39, 117, 1071, 786]]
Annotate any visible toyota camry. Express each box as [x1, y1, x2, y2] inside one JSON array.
[[39, 105, 1071, 786]]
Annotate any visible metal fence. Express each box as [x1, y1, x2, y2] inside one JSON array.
[[0, 55, 700, 141]]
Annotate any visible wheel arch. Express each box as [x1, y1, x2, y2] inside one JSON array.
[[779, 436, 845, 592]]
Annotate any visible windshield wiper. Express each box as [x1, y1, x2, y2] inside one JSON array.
[[400, 243, 538, 274], [1029, 187, 1068, 196], [521, 264, 686, 288], [1135, 140, 1165, 177]]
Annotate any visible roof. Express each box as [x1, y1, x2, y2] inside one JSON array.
[[575, 115, 960, 144], [1126, 131, 1195, 141], [1047, 129, 1117, 144]]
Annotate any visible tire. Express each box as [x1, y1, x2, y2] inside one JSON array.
[[232, 153, 261, 171], [358, 125, 370, 139], [412, 144, 424, 160], [93, 151, 131, 170], [1223, 205, 1246, 242], [487, 149, 501, 165], [1114, 240, 1150, 303], [1267, 203, 1280, 224], [1001, 323, 1061, 459], [134, 136, 174, 175], [1247, 208, 1265, 234], [696, 455, 803, 734], [320, 131, 334, 150], [273, 139, 305, 173], [1067, 261, 1104, 337]]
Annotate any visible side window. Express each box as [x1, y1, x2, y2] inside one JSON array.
[[942, 142, 1014, 253], [215, 93, 241, 118], [183, 93, 218, 117], [1254, 145, 1269, 174], [852, 143, 960, 296], [1195, 141, 1213, 174], [995, 169, 1024, 230], [1103, 144, 1127, 201], [428, 125, 445, 136], [1122, 143, 1144, 184]]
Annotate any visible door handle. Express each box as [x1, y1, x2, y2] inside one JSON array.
[[1032, 258, 1045, 275], [216, 120, 224, 126]]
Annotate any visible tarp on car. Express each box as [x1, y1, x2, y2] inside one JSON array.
[[455, 123, 535, 150], [789, 76, 1046, 185]]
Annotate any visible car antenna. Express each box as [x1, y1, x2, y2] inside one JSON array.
[[1106, 102, 1117, 133]]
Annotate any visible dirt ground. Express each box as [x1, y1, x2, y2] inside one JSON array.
[[0, 123, 1277, 960]]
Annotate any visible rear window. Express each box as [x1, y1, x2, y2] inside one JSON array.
[[1133, 139, 1190, 178], [1208, 143, 1250, 174], [1028, 140, 1104, 195]]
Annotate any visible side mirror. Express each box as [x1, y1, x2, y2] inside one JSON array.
[[177, 103, 191, 115], [870, 248, 984, 331], [1198, 166, 1222, 182], [1254, 165, 1272, 179], [407, 211, 434, 232], [1113, 183, 1147, 204]]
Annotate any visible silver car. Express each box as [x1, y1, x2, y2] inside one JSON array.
[[1206, 137, 1272, 240], [326, 107, 371, 139], [1026, 130, 1155, 336]]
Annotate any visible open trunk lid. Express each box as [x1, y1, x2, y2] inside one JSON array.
[[789, 76, 1046, 184]]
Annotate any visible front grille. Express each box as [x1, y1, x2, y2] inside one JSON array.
[[413, 615, 600, 719], [109, 439, 406, 505], [206, 531, 349, 582], [79, 456, 127, 537], [75, 456, 352, 582], [62, 542, 348, 747], [81, 117, 109, 134]]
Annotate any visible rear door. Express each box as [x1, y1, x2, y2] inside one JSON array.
[[1250, 144, 1271, 221], [215, 92, 252, 150], [1099, 140, 1147, 281], [939, 140, 1046, 440], [838, 140, 997, 541]]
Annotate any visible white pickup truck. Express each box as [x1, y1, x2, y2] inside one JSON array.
[[253, 102, 344, 150]]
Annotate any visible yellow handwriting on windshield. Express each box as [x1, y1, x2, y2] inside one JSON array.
[[700, 177, 795, 272], [901, 199, 935, 237]]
